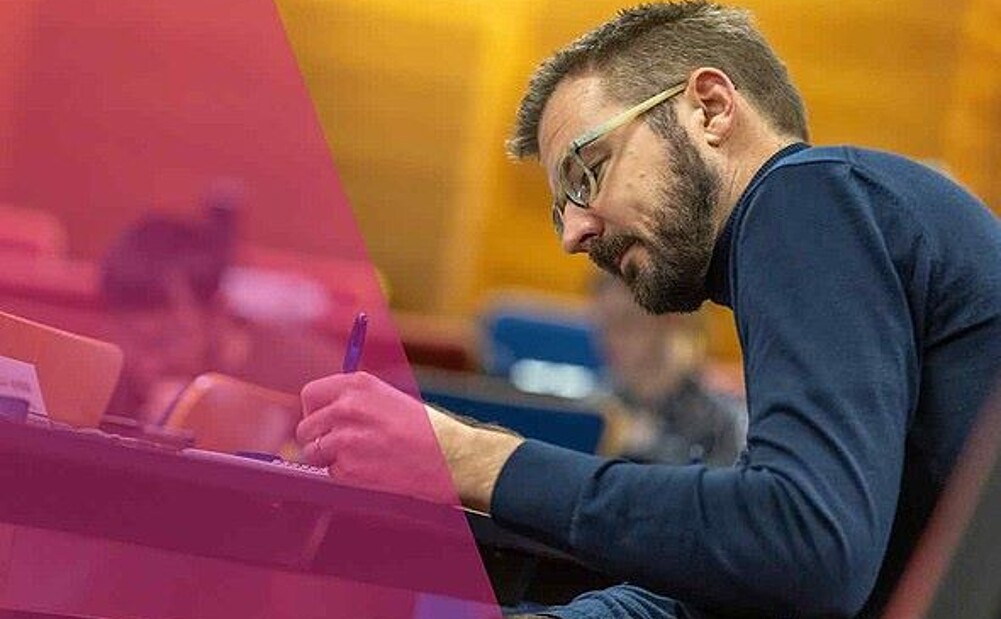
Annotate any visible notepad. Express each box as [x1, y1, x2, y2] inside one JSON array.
[[0, 355, 48, 418], [181, 447, 328, 478]]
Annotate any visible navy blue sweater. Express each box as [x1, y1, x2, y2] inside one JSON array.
[[492, 145, 1001, 618]]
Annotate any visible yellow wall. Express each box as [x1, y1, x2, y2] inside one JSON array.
[[942, 0, 1001, 209], [278, 0, 999, 360]]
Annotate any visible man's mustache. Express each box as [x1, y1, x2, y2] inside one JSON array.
[[588, 234, 638, 278]]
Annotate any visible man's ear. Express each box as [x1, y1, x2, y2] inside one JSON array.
[[686, 67, 737, 147]]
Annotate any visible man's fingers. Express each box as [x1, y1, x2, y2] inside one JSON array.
[[304, 432, 329, 465], [296, 404, 331, 445], [300, 374, 350, 416]]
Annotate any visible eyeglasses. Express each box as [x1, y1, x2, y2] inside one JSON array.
[[552, 81, 687, 237]]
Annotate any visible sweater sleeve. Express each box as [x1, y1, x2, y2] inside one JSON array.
[[491, 162, 918, 617], [536, 584, 685, 619]]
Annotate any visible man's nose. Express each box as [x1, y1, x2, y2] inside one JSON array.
[[560, 203, 602, 254]]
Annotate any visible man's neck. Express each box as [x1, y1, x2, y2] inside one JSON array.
[[713, 133, 800, 233]]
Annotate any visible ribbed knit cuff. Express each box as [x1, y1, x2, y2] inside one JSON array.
[[490, 439, 605, 549]]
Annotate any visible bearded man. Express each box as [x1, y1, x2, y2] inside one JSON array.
[[296, 3, 1001, 617]]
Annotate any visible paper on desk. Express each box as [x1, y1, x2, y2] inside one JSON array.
[[0, 355, 48, 416]]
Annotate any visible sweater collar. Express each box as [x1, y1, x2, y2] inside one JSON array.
[[704, 142, 810, 307]]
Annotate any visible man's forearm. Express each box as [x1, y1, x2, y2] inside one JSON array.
[[426, 404, 524, 513]]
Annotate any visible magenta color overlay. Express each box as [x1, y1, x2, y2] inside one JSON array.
[[0, 1, 501, 617]]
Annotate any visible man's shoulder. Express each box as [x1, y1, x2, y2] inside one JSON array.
[[736, 145, 870, 221], [765, 145, 927, 183], [748, 144, 989, 222], [739, 145, 865, 212]]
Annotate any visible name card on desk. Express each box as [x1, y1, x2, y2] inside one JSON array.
[[0, 355, 48, 417]]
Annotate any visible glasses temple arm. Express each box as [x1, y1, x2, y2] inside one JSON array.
[[569, 83, 687, 151]]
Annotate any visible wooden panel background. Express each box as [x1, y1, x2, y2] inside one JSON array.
[[2, 1, 997, 361], [279, 0, 999, 360]]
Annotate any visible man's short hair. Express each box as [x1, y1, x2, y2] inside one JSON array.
[[507, 1, 808, 159]]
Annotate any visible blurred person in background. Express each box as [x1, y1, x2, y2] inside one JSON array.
[[591, 272, 745, 466], [100, 201, 236, 422], [100, 184, 336, 423]]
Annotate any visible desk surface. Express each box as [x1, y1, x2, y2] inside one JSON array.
[[0, 418, 605, 618]]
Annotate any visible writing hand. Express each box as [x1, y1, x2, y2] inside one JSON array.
[[297, 371, 457, 504]]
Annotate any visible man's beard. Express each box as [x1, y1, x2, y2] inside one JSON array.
[[588, 124, 721, 314]]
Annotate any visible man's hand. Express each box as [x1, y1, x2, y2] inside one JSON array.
[[297, 372, 523, 511]]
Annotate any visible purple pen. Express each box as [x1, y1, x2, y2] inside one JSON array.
[[341, 312, 368, 372]]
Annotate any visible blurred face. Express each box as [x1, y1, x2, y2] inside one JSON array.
[[113, 280, 217, 399], [539, 75, 722, 313], [593, 280, 669, 382], [592, 277, 693, 400]]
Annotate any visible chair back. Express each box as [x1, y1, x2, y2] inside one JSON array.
[[0, 204, 68, 258], [480, 299, 604, 399], [417, 367, 606, 454], [882, 382, 1001, 619], [165, 372, 300, 455]]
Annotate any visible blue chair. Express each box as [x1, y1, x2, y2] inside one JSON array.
[[416, 367, 605, 454], [480, 301, 606, 399]]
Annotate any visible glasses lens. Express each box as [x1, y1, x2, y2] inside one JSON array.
[[560, 149, 599, 208], [551, 201, 565, 237], [559, 152, 587, 206]]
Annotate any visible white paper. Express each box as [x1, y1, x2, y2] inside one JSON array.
[[0, 355, 48, 416]]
